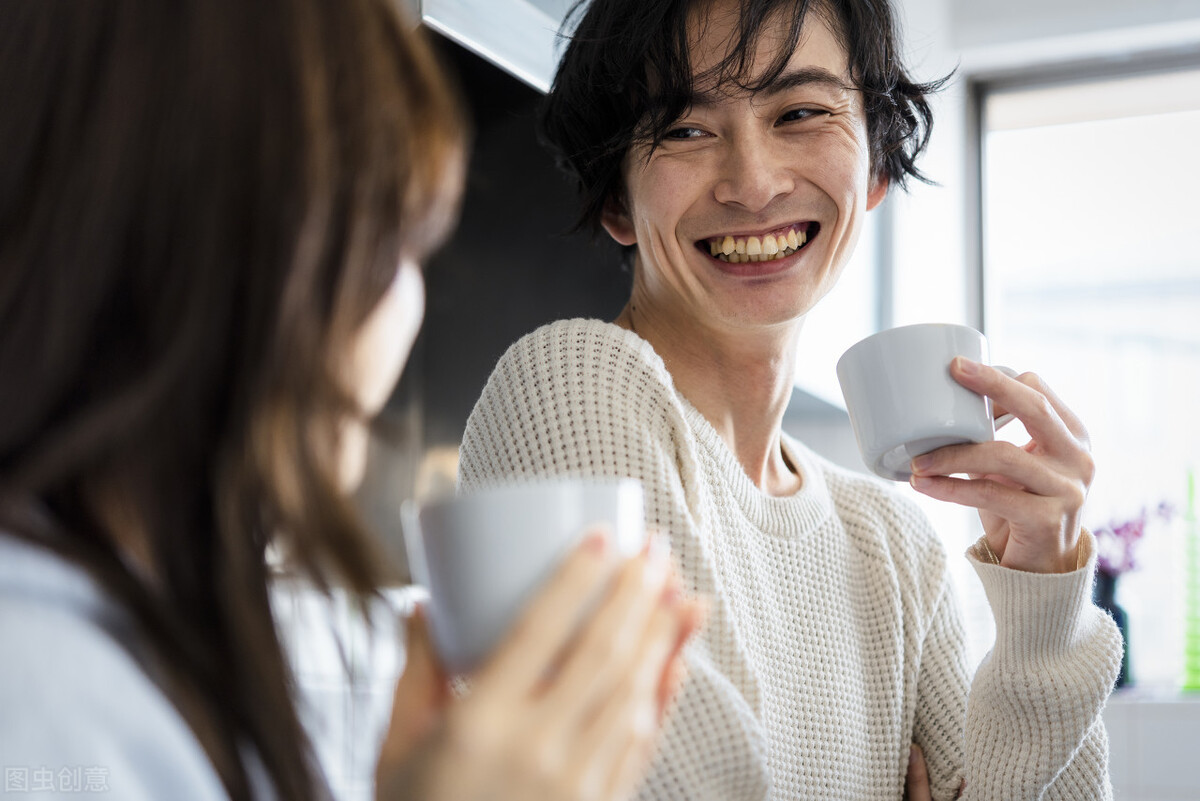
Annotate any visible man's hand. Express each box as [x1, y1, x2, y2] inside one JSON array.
[[904, 745, 932, 801], [910, 357, 1094, 574]]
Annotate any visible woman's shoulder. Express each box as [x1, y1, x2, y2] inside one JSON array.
[[0, 535, 228, 800]]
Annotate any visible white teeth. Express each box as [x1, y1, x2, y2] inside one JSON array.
[[721, 235, 735, 256], [735, 238, 746, 254], [762, 236, 779, 256], [745, 236, 762, 255], [787, 229, 799, 249]]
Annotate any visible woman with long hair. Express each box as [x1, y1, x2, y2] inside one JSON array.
[[0, 2, 700, 799]]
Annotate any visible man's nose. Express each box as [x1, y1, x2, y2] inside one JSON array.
[[712, 135, 795, 213]]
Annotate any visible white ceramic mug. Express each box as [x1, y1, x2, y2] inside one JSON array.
[[837, 323, 1006, 481], [402, 478, 646, 674]]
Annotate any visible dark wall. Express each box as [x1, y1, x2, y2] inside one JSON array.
[[397, 34, 631, 448]]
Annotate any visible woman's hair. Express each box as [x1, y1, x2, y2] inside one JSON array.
[[541, 0, 948, 235], [0, 1, 465, 799]]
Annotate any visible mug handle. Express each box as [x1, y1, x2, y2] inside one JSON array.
[[993, 365, 1018, 430]]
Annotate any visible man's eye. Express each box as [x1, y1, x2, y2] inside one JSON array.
[[778, 108, 824, 124], [665, 126, 706, 139]]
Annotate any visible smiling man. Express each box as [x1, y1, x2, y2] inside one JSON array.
[[458, 1, 1122, 798]]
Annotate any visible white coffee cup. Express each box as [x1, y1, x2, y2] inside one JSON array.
[[402, 478, 645, 674], [836, 323, 1005, 481]]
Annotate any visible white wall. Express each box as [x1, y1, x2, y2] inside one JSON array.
[[951, 0, 1200, 49]]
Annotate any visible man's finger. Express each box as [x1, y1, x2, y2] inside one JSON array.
[[905, 744, 933, 801], [950, 359, 1078, 454]]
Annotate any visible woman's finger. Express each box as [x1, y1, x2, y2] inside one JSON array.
[[377, 607, 450, 768], [536, 541, 672, 732], [656, 599, 704, 719], [603, 720, 664, 801], [564, 587, 683, 795], [475, 528, 619, 699]]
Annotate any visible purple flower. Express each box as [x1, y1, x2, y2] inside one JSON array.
[[1093, 502, 1176, 576]]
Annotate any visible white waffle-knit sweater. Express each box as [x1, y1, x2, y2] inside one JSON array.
[[458, 319, 1122, 801]]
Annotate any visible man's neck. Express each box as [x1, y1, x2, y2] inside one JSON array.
[[615, 301, 803, 497]]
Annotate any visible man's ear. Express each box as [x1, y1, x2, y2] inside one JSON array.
[[600, 194, 637, 246], [867, 174, 889, 211]]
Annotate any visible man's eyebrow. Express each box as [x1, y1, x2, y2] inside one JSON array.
[[689, 67, 853, 106]]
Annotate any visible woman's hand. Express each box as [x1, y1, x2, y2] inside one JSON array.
[[908, 357, 1095, 574], [376, 530, 703, 801]]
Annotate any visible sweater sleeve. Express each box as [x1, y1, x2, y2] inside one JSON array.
[[961, 529, 1122, 801]]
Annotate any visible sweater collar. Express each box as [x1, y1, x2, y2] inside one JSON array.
[[675, 398, 835, 536], [586, 318, 836, 536]]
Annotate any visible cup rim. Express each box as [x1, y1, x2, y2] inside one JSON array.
[[414, 476, 641, 515], [837, 322, 984, 373]]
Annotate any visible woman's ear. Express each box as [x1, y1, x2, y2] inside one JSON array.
[[600, 194, 637, 246], [867, 174, 889, 211]]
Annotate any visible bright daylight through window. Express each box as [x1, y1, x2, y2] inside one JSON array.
[[981, 66, 1200, 691]]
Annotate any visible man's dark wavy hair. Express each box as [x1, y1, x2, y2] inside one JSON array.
[[540, 0, 949, 235]]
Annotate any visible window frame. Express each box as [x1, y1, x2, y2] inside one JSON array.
[[965, 48, 1200, 337]]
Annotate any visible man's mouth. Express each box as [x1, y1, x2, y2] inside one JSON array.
[[696, 222, 818, 263]]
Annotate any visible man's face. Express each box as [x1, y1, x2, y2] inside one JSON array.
[[603, 0, 886, 336]]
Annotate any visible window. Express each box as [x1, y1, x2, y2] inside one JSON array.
[[979, 66, 1200, 689]]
